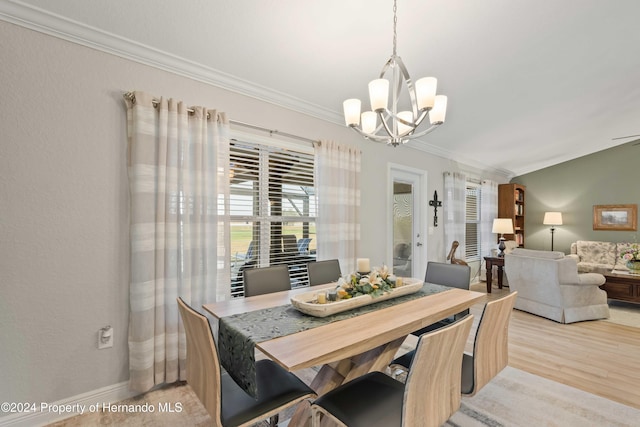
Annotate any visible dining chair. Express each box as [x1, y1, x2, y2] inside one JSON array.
[[310, 314, 474, 427], [411, 261, 471, 335], [177, 298, 316, 427], [391, 292, 517, 397], [307, 259, 342, 286], [243, 264, 291, 297]]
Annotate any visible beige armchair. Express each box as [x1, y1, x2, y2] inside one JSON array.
[[504, 248, 609, 323]]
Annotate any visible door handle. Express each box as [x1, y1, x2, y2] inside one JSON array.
[[416, 242, 423, 247]]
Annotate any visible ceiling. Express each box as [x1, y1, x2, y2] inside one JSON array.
[[4, 0, 640, 177]]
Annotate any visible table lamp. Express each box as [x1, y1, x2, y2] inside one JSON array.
[[543, 212, 563, 251], [492, 218, 514, 257]]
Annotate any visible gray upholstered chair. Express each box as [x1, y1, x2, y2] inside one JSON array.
[[307, 259, 342, 286], [177, 298, 315, 426], [505, 248, 609, 323], [392, 292, 517, 397], [243, 264, 291, 297], [311, 315, 474, 427], [411, 261, 471, 335]]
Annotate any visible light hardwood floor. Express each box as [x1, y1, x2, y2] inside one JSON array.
[[49, 282, 640, 426], [472, 283, 640, 410]]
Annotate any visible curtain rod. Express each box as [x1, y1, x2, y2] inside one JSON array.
[[123, 92, 319, 146], [230, 120, 319, 146]]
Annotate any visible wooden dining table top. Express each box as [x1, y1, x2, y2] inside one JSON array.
[[203, 283, 484, 373]]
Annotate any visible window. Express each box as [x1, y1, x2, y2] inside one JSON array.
[[229, 139, 316, 296], [465, 182, 480, 261]]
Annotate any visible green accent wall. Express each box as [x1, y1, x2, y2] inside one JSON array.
[[511, 140, 640, 254]]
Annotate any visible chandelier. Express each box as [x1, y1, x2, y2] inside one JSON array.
[[343, 0, 448, 147]]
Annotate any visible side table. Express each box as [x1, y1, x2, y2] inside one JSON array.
[[484, 256, 505, 293]]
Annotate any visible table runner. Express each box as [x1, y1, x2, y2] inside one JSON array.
[[218, 282, 450, 397]]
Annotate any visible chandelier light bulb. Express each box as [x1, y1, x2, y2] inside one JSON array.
[[361, 111, 378, 134], [368, 79, 389, 112], [415, 77, 437, 110], [430, 95, 448, 125], [343, 99, 362, 126]]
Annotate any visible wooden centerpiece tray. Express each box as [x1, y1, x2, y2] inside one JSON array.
[[290, 278, 423, 317]]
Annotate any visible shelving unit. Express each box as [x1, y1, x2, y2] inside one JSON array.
[[498, 183, 526, 247]]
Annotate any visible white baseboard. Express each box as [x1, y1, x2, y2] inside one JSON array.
[[0, 381, 139, 427]]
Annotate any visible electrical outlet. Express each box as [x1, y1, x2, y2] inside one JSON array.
[[98, 326, 113, 349]]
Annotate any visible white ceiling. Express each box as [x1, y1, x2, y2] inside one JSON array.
[[4, 0, 640, 176]]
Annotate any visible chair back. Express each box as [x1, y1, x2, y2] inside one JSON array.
[[245, 240, 256, 259], [307, 259, 342, 286], [425, 261, 471, 320], [176, 298, 222, 425], [282, 234, 299, 255], [243, 264, 291, 297], [297, 238, 312, 254], [467, 291, 517, 396], [425, 261, 470, 289], [404, 315, 474, 427]]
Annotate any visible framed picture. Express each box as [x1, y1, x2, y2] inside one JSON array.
[[593, 204, 637, 231]]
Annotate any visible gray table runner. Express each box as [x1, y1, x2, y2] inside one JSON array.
[[218, 283, 451, 397]]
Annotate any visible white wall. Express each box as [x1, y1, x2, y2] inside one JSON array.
[[0, 20, 506, 409]]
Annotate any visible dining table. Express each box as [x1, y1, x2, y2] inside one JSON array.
[[203, 280, 484, 427]]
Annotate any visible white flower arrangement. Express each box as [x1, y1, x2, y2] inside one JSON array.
[[336, 265, 397, 299]]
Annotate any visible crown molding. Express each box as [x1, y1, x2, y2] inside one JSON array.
[[0, 0, 341, 124], [406, 139, 513, 180], [1, 0, 509, 178]]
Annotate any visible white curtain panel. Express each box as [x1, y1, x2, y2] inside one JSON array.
[[444, 172, 467, 258], [125, 91, 231, 392], [314, 140, 361, 274], [480, 180, 499, 260]]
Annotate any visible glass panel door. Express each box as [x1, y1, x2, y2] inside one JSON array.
[[388, 166, 426, 279], [392, 182, 413, 277]]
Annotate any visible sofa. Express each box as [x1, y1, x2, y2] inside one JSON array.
[[567, 240, 632, 273], [504, 248, 609, 323]]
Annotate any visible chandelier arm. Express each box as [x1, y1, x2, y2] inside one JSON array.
[[348, 125, 397, 143], [379, 107, 426, 133], [378, 111, 396, 137], [411, 110, 429, 131], [405, 123, 441, 139], [392, 56, 420, 118]]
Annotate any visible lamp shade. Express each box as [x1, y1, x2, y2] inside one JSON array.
[[369, 78, 389, 111], [343, 99, 362, 126], [429, 95, 447, 124], [543, 212, 563, 226], [361, 111, 377, 134], [492, 218, 514, 234], [415, 77, 437, 110]]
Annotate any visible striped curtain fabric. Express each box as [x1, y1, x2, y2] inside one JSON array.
[[480, 180, 499, 259], [444, 172, 467, 260], [125, 91, 231, 392], [314, 140, 361, 275]]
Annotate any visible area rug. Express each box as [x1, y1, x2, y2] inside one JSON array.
[[605, 300, 640, 328], [444, 366, 639, 427], [49, 365, 639, 427]]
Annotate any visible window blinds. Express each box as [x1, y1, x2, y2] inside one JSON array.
[[229, 140, 316, 296]]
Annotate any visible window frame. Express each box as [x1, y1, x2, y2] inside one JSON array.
[[229, 132, 316, 296], [465, 181, 481, 262]]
